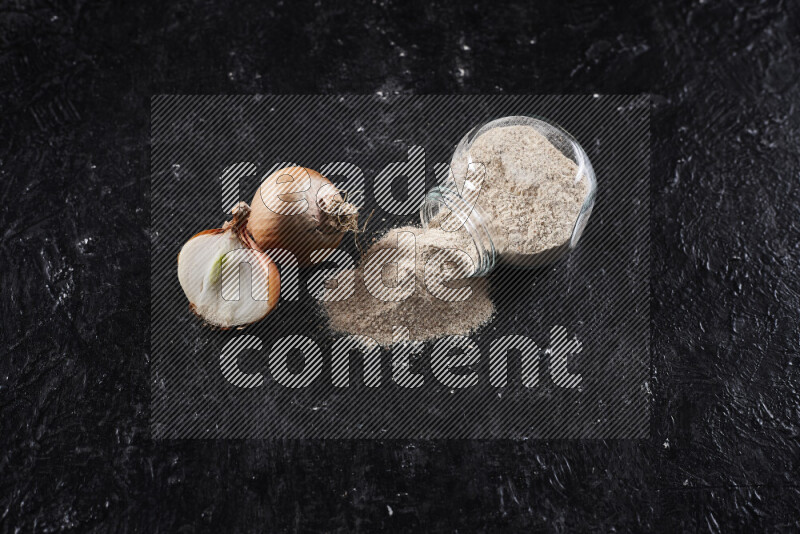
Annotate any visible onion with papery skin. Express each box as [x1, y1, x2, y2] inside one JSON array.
[[248, 166, 359, 267], [177, 203, 280, 328]]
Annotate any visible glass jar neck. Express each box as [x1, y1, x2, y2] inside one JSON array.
[[420, 186, 497, 277]]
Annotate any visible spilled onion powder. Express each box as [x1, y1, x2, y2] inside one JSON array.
[[323, 225, 493, 346]]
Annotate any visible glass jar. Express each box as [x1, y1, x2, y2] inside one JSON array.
[[420, 115, 597, 276]]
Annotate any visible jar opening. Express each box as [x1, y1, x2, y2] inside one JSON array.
[[420, 186, 496, 277]]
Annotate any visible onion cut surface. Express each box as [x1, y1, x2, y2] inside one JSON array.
[[177, 204, 280, 328]]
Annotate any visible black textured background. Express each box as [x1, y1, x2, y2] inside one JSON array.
[[2, 0, 799, 531]]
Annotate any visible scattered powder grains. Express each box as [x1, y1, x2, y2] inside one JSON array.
[[450, 125, 589, 255], [323, 226, 494, 346]]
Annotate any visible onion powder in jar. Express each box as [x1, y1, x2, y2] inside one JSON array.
[[421, 115, 596, 275]]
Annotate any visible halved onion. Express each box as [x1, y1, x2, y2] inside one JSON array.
[[177, 203, 280, 328]]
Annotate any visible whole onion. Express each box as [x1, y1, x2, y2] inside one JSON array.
[[248, 166, 359, 267]]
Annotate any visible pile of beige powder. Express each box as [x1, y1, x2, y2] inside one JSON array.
[[323, 225, 491, 346], [323, 125, 588, 346]]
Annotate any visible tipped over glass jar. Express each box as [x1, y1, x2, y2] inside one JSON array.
[[420, 115, 597, 276]]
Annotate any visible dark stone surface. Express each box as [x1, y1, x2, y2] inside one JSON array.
[[1, 0, 798, 531]]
